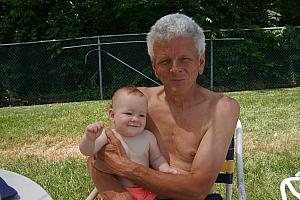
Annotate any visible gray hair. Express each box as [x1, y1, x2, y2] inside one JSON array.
[[146, 13, 206, 61]]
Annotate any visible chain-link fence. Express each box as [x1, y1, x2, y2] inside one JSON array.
[[0, 27, 299, 106]]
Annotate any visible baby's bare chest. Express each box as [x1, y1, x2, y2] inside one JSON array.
[[118, 135, 150, 166]]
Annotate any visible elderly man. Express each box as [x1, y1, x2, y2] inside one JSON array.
[[88, 13, 240, 200]]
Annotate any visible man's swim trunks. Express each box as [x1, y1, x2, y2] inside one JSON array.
[[101, 187, 156, 200], [126, 187, 156, 200]]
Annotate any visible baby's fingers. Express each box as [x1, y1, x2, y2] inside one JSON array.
[[86, 124, 97, 133], [86, 122, 103, 133], [94, 121, 104, 132]]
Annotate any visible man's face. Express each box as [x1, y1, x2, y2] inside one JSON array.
[[109, 94, 147, 137], [152, 37, 205, 93]]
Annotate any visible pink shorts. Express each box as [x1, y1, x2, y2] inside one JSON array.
[[101, 187, 156, 200], [126, 187, 156, 200]]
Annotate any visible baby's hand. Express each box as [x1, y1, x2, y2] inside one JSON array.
[[85, 121, 104, 141], [159, 164, 178, 174], [163, 167, 178, 174]]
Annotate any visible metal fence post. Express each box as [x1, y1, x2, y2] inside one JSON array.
[[210, 39, 214, 90], [97, 36, 103, 99]]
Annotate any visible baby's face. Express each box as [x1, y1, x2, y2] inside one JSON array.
[[110, 94, 148, 137]]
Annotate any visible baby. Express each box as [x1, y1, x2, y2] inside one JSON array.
[[79, 86, 177, 200]]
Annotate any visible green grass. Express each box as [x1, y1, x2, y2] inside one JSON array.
[[3, 156, 91, 199], [0, 87, 299, 199]]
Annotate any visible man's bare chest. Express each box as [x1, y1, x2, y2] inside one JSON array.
[[148, 105, 209, 168]]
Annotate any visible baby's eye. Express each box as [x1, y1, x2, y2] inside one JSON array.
[[124, 112, 132, 116], [139, 114, 146, 118]]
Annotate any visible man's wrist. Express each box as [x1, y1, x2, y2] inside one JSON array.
[[117, 159, 141, 178]]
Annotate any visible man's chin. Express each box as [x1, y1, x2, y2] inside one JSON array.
[[169, 85, 186, 93]]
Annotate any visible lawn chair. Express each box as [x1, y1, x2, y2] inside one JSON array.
[[280, 171, 300, 200], [86, 119, 246, 200], [215, 119, 246, 200]]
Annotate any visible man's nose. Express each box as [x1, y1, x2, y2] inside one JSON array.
[[169, 61, 182, 73]]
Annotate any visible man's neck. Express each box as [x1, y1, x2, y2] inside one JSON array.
[[164, 85, 202, 109]]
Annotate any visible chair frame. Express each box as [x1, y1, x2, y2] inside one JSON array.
[[236, 120, 246, 200], [280, 172, 300, 200], [214, 119, 246, 200], [86, 119, 246, 200]]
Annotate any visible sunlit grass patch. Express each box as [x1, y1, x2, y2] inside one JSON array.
[[1, 87, 299, 199]]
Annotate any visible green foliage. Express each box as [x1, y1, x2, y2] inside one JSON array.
[[273, 0, 300, 26], [1, 0, 300, 43], [0, 37, 104, 101], [211, 27, 300, 90], [0, 0, 49, 42]]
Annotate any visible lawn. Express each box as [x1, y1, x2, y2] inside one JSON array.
[[0, 87, 299, 199]]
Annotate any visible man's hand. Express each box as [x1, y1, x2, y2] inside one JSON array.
[[105, 128, 127, 156], [94, 128, 131, 176], [85, 121, 104, 141], [88, 156, 135, 200]]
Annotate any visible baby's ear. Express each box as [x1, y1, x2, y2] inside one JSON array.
[[108, 109, 114, 122]]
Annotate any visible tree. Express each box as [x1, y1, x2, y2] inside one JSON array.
[[273, 0, 300, 26]]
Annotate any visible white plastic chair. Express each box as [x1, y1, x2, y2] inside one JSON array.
[[280, 171, 300, 200]]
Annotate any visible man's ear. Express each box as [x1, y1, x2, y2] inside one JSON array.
[[108, 109, 114, 122], [198, 53, 206, 75], [152, 62, 159, 77]]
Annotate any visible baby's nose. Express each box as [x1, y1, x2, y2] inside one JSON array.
[[131, 115, 139, 121]]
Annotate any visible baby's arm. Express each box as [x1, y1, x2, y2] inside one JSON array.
[[146, 131, 177, 174], [79, 121, 108, 156]]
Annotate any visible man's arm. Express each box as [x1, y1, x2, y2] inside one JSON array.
[[96, 97, 240, 200], [88, 155, 134, 200]]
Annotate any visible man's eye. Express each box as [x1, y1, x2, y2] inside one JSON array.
[[158, 60, 170, 66], [181, 57, 191, 62]]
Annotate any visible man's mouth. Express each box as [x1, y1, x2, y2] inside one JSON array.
[[170, 79, 185, 83], [170, 78, 185, 81], [128, 123, 139, 127]]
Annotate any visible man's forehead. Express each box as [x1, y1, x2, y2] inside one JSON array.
[[153, 38, 197, 55], [153, 37, 196, 48]]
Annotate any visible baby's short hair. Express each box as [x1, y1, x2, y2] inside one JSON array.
[[111, 86, 146, 108]]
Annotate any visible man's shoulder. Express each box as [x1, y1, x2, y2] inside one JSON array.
[[138, 86, 164, 97], [200, 88, 240, 119], [202, 88, 239, 110], [210, 94, 240, 124], [216, 95, 240, 112]]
